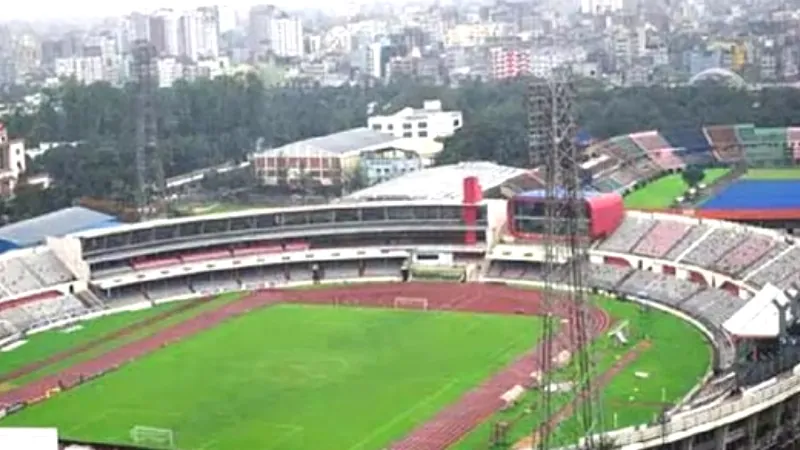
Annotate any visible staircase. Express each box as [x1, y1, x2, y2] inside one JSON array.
[[76, 290, 105, 308]]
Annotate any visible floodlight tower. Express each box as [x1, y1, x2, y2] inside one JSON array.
[[529, 68, 605, 450], [131, 39, 161, 217]]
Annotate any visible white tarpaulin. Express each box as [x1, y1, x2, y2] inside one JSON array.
[[723, 283, 791, 338]]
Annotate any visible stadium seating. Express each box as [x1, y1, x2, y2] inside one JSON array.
[[787, 127, 800, 162], [737, 125, 789, 165], [748, 246, 800, 289], [587, 264, 632, 291], [704, 125, 743, 162], [0, 293, 86, 337], [660, 128, 711, 152], [611, 136, 646, 159], [596, 216, 656, 253], [632, 220, 694, 259], [664, 224, 712, 260], [680, 228, 749, 267], [712, 234, 775, 276], [616, 270, 701, 307], [681, 288, 741, 328], [606, 167, 639, 188], [628, 131, 683, 170]]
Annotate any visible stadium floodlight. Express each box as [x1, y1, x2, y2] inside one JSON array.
[[130, 426, 175, 449]]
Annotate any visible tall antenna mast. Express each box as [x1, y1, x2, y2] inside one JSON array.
[[529, 66, 604, 449], [131, 40, 160, 219]]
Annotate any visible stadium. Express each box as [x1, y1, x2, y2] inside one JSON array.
[[1, 126, 800, 450]]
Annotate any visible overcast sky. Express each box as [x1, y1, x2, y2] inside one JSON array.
[[3, 0, 324, 21]]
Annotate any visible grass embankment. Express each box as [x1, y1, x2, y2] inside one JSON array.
[[624, 168, 730, 209], [1, 305, 542, 450]]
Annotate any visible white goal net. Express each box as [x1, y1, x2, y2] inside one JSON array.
[[393, 297, 429, 310], [130, 426, 175, 449]]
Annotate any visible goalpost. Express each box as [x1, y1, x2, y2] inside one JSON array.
[[130, 426, 176, 449], [393, 297, 429, 311]]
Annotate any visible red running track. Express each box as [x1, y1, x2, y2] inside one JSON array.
[[0, 282, 610, 450]]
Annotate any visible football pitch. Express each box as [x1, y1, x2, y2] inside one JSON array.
[[0, 305, 542, 450], [623, 168, 729, 209]]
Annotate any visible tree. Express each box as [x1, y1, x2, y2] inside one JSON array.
[[682, 165, 706, 188]]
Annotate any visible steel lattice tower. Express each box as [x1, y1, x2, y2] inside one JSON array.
[[131, 40, 161, 217], [529, 69, 605, 450]]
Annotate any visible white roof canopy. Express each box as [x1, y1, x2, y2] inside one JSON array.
[[723, 283, 792, 339]]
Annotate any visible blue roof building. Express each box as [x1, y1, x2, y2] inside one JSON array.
[[0, 207, 118, 253]]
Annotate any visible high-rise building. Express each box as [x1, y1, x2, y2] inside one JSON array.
[[249, 4, 277, 58], [178, 11, 201, 61], [270, 16, 304, 58], [197, 7, 221, 59], [150, 9, 180, 56]]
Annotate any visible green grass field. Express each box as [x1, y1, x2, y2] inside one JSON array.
[[451, 296, 711, 449], [0, 305, 542, 450], [0, 294, 243, 389], [742, 168, 800, 180], [624, 168, 730, 209]]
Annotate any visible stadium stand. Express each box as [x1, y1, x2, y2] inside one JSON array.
[[587, 263, 632, 291], [628, 131, 683, 170], [679, 227, 749, 267], [616, 270, 701, 306], [704, 125, 743, 162], [632, 220, 694, 258], [596, 216, 655, 253], [736, 125, 789, 165], [681, 288, 741, 329], [712, 233, 775, 276], [663, 224, 712, 260], [0, 292, 86, 337], [748, 246, 800, 289], [610, 135, 645, 159], [787, 127, 800, 161], [660, 128, 712, 151]]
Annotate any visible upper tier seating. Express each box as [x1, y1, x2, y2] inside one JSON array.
[[610, 135, 645, 159], [749, 246, 800, 289], [633, 220, 694, 259], [22, 250, 74, 286], [628, 131, 683, 170], [787, 127, 800, 162], [712, 234, 775, 276], [704, 125, 743, 162], [596, 216, 655, 253], [616, 270, 701, 307], [660, 128, 711, 152], [0, 250, 73, 296], [664, 224, 712, 260], [680, 228, 749, 267], [740, 241, 791, 286]]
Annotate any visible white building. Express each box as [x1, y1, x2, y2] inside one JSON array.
[[368, 100, 463, 139], [271, 16, 304, 58], [54, 56, 106, 84], [152, 9, 181, 56], [178, 11, 201, 61], [156, 57, 183, 88], [197, 7, 221, 59]]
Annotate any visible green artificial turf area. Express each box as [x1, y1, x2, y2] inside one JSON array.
[[1, 305, 542, 450], [623, 168, 730, 209], [0, 294, 243, 389], [451, 296, 711, 449], [742, 168, 800, 180]]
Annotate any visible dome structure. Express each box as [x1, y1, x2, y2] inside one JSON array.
[[689, 68, 747, 89]]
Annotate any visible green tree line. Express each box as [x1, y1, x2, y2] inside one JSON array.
[[5, 76, 800, 221]]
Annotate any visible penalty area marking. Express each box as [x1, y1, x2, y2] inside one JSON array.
[[346, 377, 460, 450]]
